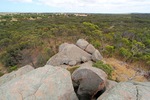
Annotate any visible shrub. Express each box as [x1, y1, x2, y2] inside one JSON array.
[[8, 65, 18, 72], [91, 40, 101, 49], [119, 47, 132, 59], [104, 45, 115, 57], [93, 61, 113, 79]]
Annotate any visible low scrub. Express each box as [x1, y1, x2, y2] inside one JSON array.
[[8, 65, 18, 72], [93, 61, 114, 79]]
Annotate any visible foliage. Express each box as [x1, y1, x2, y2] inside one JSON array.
[[0, 13, 150, 69], [0, 45, 22, 67], [8, 65, 18, 72], [93, 61, 114, 79], [104, 45, 115, 57], [91, 40, 101, 49], [119, 47, 132, 59]]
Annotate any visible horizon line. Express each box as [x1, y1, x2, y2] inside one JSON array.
[[0, 12, 150, 14]]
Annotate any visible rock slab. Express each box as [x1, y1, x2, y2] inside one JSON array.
[[98, 81, 150, 100], [0, 65, 78, 100], [0, 65, 34, 86]]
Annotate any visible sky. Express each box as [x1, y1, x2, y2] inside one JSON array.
[[0, 0, 150, 13]]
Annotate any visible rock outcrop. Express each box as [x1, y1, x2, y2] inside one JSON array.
[[0, 65, 34, 86], [47, 39, 103, 66], [98, 81, 150, 100], [1, 39, 149, 100], [47, 44, 92, 66], [72, 65, 107, 100], [0, 65, 78, 100]]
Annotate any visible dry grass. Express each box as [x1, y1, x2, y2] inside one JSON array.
[[104, 58, 147, 82]]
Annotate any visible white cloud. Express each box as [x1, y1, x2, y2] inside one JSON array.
[[9, 0, 150, 13], [9, 0, 32, 3]]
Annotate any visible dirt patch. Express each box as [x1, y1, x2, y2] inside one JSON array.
[[104, 58, 148, 82]]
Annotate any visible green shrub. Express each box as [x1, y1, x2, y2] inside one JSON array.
[[91, 40, 101, 49], [105, 45, 115, 57], [8, 65, 18, 72], [119, 47, 132, 59], [93, 61, 113, 79]]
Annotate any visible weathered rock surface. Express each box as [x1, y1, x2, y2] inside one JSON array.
[[85, 44, 96, 54], [81, 56, 87, 63], [92, 50, 103, 62], [59, 43, 69, 52], [0, 65, 78, 100], [0, 65, 34, 86], [76, 39, 89, 50], [98, 81, 150, 100], [72, 66, 107, 100], [105, 80, 118, 91], [98, 80, 118, 99], [47, 44, 92, 66], [78, 61, 93, 68], [69, 60, 77, 66]]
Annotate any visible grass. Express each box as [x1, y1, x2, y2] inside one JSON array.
[[67, 66, 80, 74]]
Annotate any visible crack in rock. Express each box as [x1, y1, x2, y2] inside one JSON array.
[[135, 85, 139, 100]]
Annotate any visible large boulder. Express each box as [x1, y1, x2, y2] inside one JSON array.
[[76, 39, 89, 50], [0, 65, 78, 100], [98, 81, 150, 100], [72, 66, 107, 100], [47, 44, 92, 66], [0, 65, 34, 86]]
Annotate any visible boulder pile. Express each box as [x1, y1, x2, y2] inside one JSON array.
[[0, 39, 149, 100], [47, 39, 103, 66]]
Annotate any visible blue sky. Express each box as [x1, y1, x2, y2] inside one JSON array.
[[0, 0, 150, 13]]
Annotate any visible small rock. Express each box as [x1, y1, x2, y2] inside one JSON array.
[[69, 60, 77, 66], [92, 50, 103, 62], [85, 44, 96, 54], [76, 39, 89, 50]]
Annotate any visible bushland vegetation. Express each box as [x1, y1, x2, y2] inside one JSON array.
[[0, 13, 149, 71]]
